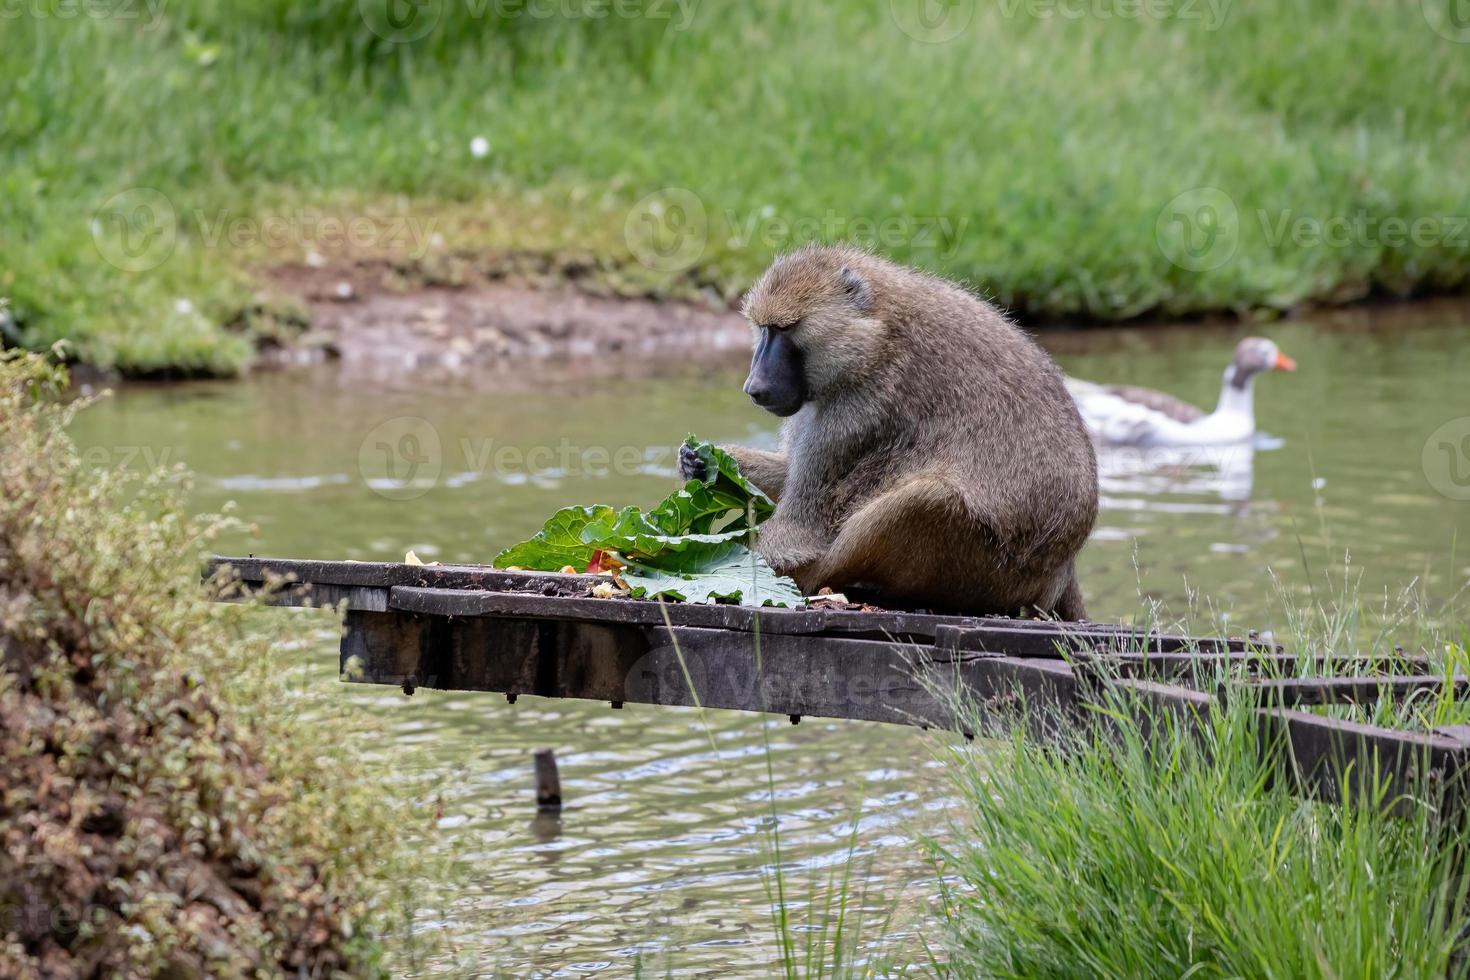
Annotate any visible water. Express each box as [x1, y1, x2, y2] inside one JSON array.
[[67, 305, 1470, 974]]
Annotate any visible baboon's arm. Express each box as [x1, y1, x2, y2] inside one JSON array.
[[725, 446, 789, 503]]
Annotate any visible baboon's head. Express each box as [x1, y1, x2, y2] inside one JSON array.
[[740, 246, 885, 417]]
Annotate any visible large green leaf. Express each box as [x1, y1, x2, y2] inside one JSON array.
[[681, 435, 775, 526], [581, 508, 752, 569], [491, 438, 801, 607], [624, 552, 805, 607], [492, 505, 616, 570]]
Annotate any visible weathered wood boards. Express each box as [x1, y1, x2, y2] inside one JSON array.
[[208, 555, 1470, 809]]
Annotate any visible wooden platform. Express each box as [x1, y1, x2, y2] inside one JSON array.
[[209, 556, 1470, 810]]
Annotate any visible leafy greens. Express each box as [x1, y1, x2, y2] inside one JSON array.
[[492, 437, 803, 607]]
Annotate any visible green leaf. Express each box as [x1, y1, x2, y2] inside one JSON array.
[[624, 550, 805, 607], [490, 438, 802, 607], [492, 505, 617, 570], [683, 435, 775, 526], [580, 499, 753, 568]]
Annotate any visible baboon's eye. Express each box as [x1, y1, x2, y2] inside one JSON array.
[[768, 319, 801, 333]]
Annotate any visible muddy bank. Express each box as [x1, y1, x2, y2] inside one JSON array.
[[257, 259, 1470, 389], [267, 260, 750, 378]]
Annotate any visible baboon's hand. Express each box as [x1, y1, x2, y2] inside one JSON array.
[[677, 443, 707, 482]]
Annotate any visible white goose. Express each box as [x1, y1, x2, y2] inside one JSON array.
[[1066, 337, 1296, 447]]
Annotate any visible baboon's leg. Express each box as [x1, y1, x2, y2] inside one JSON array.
[[802, 476, 1011, 612], [725, 447, 789, 502], [1052, 564, 1088, 622]]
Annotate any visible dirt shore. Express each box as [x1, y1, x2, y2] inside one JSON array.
[[257, 259, 1470, 390], [267, 260, 750, 378]]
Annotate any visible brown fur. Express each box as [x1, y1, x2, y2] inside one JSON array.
[[719, 245, 1098, 619]]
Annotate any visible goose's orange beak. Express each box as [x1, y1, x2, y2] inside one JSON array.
[[1274, 351, 1297, 372]]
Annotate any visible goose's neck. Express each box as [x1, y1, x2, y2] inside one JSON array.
[[1211, 365, 1256, 421]]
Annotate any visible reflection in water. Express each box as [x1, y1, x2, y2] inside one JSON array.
[[1097, 440, 1257, 508], [67, 309, 1470, 973]]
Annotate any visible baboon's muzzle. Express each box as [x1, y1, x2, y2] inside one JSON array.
[[745, 327, 807, 417]]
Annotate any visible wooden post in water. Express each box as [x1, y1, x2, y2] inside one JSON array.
[[534, 748, 562, 812]]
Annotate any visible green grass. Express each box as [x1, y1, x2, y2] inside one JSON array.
[[926, 613, 1470, 979], [3, 1, 1469, 373], [740, 549, 1470, 977]]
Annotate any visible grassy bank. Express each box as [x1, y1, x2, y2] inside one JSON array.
[[0, 347, 413, 973], [927, 611, 1470, 978], [3, 1, 1468, 374]]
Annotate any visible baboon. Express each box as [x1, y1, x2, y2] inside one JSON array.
[[679, 245, 1098, 619]]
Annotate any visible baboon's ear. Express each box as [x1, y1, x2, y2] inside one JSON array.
[[838, 266, 873, 315]]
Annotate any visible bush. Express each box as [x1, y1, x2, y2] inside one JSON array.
[[0, 348, 398, 976]]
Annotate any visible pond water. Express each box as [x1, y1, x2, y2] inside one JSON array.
[[68, 303, 1470, 974]]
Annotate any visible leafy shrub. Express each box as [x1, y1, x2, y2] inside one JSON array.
[[0, 348, 398, 976]]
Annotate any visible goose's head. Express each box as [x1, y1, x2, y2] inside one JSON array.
[[1227, 337, 1296, 389]]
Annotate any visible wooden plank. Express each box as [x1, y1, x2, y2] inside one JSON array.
[[1236, 674, 1470, 707], [332, 608, 1469, 813], [211, 557, 1259, 656], [1257, 707, 1470, 808], [389, 585, 1260, 659], [1076, 651, 1432, 681], [339, 610, 966, 727], [386, 585, 981, 641], [934, 623, 1264, 658], [208, 556, 605, 597]]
